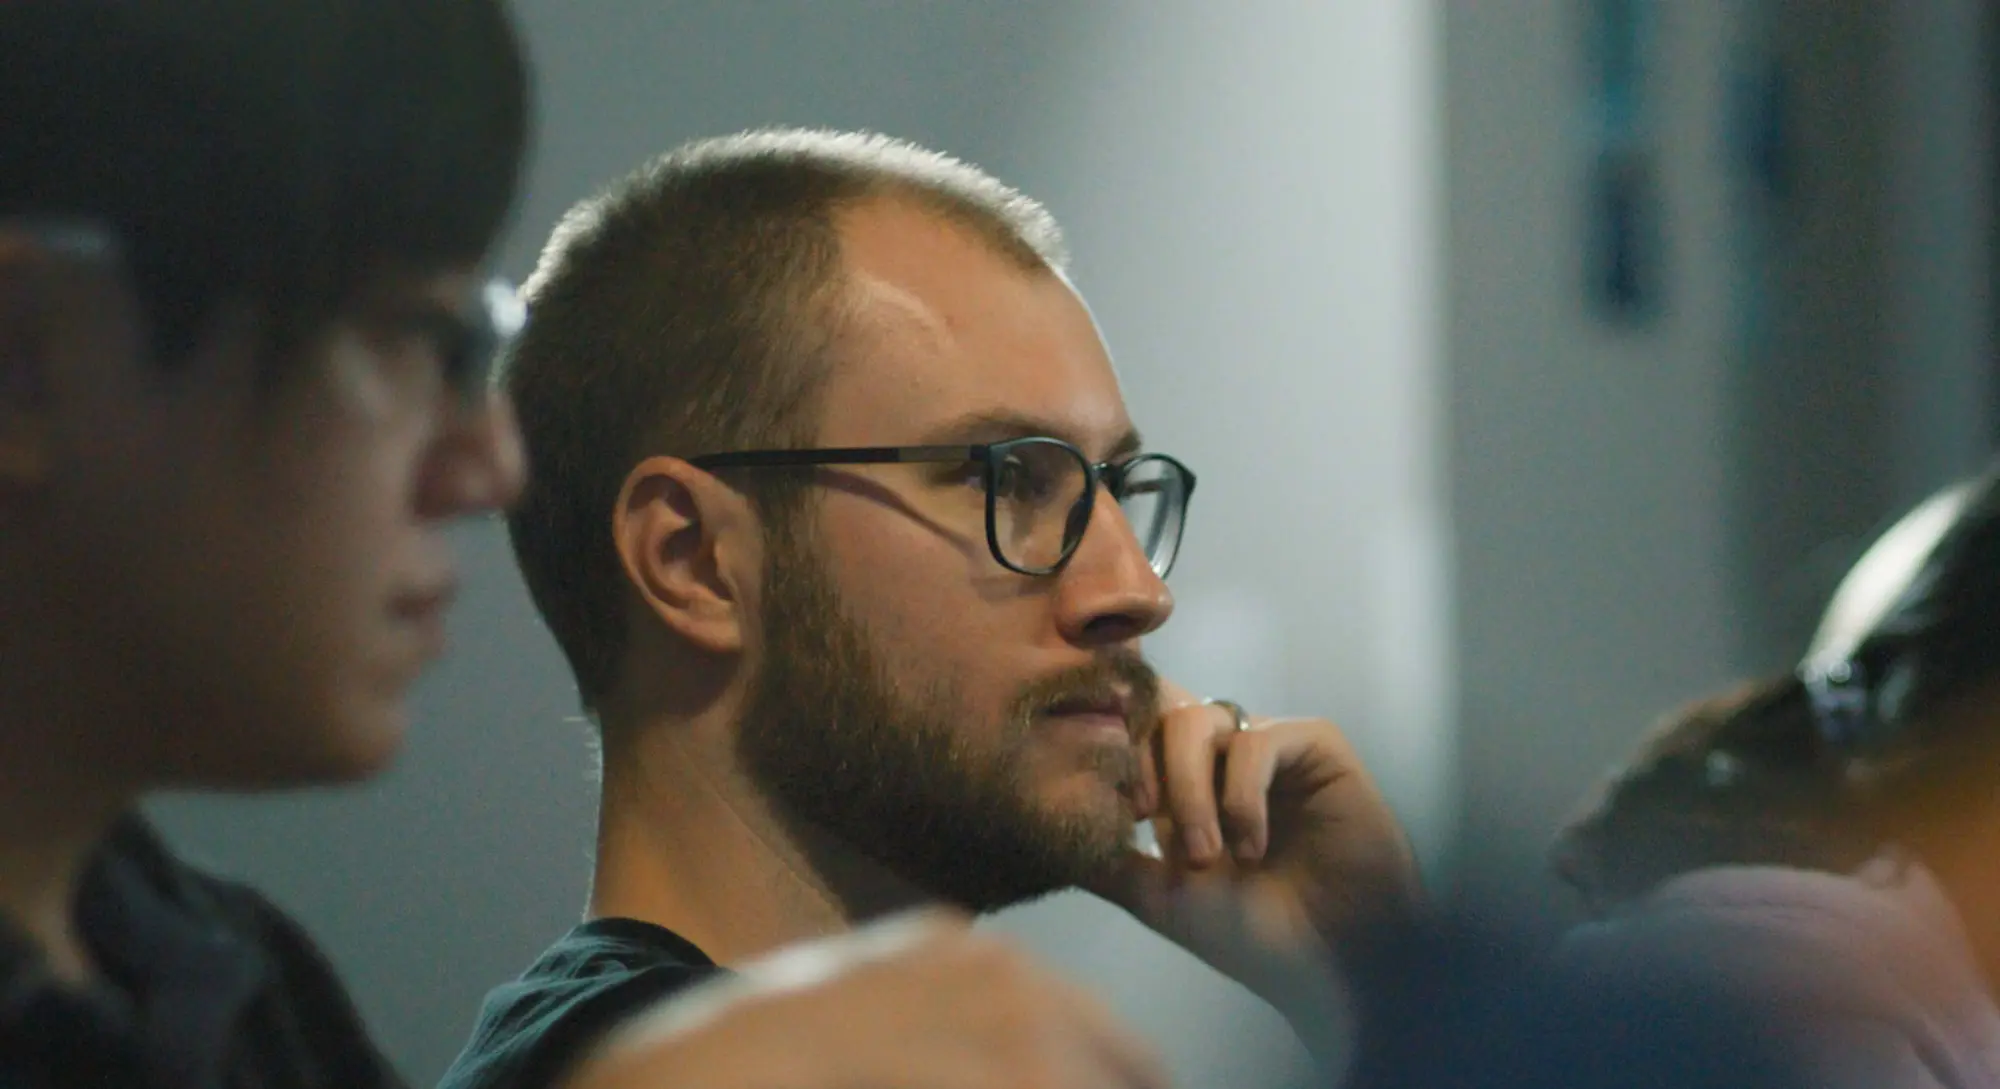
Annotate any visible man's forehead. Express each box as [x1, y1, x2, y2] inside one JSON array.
[[822, 204, 1136, 453]]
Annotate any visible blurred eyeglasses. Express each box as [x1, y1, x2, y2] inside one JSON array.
[[691, 437, 1197, 577], [2, 217, 523, 405], [420, 278, 525, 404]]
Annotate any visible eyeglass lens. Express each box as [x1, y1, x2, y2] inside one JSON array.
[[987, 441, 1187, 575]]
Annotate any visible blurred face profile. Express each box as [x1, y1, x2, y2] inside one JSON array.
[[735, 201, 1177, 910], [3, 246, 524, 791]]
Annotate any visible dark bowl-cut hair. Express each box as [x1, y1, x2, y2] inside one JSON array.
[[0, 0, 531, 365]]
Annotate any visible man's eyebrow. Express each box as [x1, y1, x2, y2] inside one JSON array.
[[915, 411, 1144, 462]]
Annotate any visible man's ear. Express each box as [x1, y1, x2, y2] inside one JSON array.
[[613, 456, 764, 655], [0, 235, 54, 491]]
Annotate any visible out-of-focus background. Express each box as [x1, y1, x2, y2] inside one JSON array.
[[152, 2, 1994, 1086]]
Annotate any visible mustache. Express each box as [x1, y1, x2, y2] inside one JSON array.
[[1013, 650, 1162, 743]]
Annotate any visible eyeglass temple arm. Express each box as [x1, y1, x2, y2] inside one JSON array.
[[689, 445, 986, 470]]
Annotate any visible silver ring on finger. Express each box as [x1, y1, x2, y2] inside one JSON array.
[[1205, 698, 1252, 733]]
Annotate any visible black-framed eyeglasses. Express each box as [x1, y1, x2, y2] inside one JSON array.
[[4, 217, 523, 405], [691, 437, 1197, 578]]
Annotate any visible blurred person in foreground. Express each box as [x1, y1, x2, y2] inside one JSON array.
[[1341, 913, 1813, 1089], [0, 6, 1173, 1088], [444, 127, 1424, 1089], [1556, 465, 2000, 1088]]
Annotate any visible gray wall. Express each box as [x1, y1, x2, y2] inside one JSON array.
[[1444, 0, 1994, 917], [1443, 0, 1743, 913], [1881, 0, 1994, 504], [153, 4, 1445, 1087], [1730, 0, 1995, 671]]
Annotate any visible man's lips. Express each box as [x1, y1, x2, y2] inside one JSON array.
[[1041, 693, 1137, 743]]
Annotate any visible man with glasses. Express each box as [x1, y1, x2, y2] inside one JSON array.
[[0, 8, 1183, 1089], [444, 128, 1423, 1089]]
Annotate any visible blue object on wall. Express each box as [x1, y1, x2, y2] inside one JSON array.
[[1723, 1, 1785, 380], [1583, 0, 1661, 327]]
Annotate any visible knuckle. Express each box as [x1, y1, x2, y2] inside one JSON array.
[[1303, 715, 1354, 747], [1171, 797, 1216, 828], [1220, 788, 1262, 822]]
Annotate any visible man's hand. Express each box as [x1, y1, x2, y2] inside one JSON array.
[[563, 910, 1169, 1089], [1092, 679, 1422, 1016]]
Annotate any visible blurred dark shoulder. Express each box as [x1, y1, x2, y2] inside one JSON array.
[[1333, 910, 1811, 1089], [0, 819, 404, 1089]]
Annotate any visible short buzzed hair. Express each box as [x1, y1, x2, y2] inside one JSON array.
[[504, 129, 1069, 714]]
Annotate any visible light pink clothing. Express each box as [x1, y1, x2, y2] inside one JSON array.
[[1563, 855, 2000, 1089]]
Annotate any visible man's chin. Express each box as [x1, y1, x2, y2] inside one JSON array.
[[828, 789, 1136, 916], [1029, 792, 1139, 868], [1036, 766, 1132, 814], [260, 712, 408, 789]]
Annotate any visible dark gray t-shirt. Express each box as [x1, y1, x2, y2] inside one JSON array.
[[439, 919, 719, 1089]]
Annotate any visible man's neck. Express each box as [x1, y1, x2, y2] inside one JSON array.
[[589, 726, 928, 965], [0, 721, 133, 984]]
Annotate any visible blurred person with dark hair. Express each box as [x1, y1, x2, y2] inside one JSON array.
[[444, 127, 1423, 1089], [0, 3, 530, 1084], [0, 9, 1178, 1089], [1554, 468, 2000, 1087]]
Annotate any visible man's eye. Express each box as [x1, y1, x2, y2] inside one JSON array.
[[370, 312, 476, 389], [937, 461, 986, 491], [993, 458, 1055, 502]]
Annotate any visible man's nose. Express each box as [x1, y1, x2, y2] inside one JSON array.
[[420, 390, 526, 518], [1052, 489, 1174, 647]]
